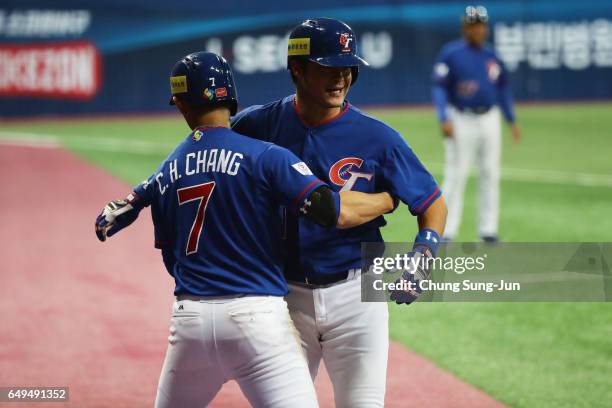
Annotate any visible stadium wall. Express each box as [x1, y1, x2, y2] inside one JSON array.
[[1, 0, 611, 117]]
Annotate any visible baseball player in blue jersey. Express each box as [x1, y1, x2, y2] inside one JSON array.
[[94, 52, 396, 408], [433, 5, 521, 242], [232, 18, 447, 407]]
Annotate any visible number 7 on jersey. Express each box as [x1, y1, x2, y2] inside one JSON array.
[[177, 182, 215, 255]]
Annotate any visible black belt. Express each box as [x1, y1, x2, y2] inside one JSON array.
[[457, 105, 491, 114], [287, 268, 361, 289]]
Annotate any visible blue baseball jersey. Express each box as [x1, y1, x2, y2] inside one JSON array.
[[232, 96, 440, 279], [432, 39, 515, 123], [134, 126, 325, 297]]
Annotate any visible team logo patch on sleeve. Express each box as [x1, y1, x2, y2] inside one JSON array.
[[434, 62, 449, 78], [292, 162, 313, 176]]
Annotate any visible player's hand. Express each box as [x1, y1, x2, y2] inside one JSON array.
[[441, 121, 453, 138], [95, 192, 144, 242], [389, 250, 432, 305], [510, 123, 521, 144]]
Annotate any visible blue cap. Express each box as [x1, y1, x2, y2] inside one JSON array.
[[169, 51, 238, 115], [463, 5, 489, 24]]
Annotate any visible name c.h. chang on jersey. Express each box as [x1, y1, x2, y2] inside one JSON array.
[[134, 126, 328, 297], [149, 146, 244, 196]]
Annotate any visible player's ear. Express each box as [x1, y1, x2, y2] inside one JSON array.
[[174, 96, 186, 113], [173, 97, 192, 125], [289, 59, 303, 81]]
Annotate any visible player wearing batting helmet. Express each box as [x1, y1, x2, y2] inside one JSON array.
[[232, 18, 447, 407], [433, 5, 521, 242], [94, 51, 397, 407]]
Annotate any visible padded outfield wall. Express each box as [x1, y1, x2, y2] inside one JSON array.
[[0, 0, 611, 117]]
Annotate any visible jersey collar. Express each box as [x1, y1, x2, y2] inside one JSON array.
[[463, 38, 484, 50], [191, 125, 226, 141], [291, 96, 350, 129]]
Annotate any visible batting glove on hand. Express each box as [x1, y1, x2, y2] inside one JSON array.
[[389, 250, 433, 305], [95, 192, 144, 242], [389, 228, 440, 304]]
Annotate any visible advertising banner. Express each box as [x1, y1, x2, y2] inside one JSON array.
[[1, 1, 611, 117]]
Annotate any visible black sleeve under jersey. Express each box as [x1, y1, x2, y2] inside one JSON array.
[[301, 185, 337, 228]]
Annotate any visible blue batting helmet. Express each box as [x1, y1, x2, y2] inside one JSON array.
[[169, 51, 238, 115], [287, 18, 369, 85]]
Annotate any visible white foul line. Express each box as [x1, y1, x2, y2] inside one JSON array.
[[0, 130, 175, 155], [1, 130, 611, 188]]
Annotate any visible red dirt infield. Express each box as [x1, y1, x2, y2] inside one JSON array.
[[0, 143, 504, 407]]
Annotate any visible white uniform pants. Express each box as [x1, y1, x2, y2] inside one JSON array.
[[286, 272, 389, 408], [442, 107, 502, 239], [155, 295, 318, 408]]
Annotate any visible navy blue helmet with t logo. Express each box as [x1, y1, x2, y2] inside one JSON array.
[[169, 51, 238, 115], [287, 18, 369, 85]]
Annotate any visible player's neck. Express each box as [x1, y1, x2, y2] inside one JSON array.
[[189, 107, 230, 130], [293, 94, 343, 127], [464, 38, 484, 49]]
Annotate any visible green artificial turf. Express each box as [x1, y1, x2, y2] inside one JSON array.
[[2, 103, 611, 407]]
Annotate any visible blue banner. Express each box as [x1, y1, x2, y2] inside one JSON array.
[[1, 0, 611, 117]]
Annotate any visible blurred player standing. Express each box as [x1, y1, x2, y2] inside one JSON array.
[[432, 5, 520, 242], [233, 18, 447, 407], [94, 51, 394, 408]]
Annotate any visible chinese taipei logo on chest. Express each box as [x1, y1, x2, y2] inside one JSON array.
[[328, 157, 373, 191]]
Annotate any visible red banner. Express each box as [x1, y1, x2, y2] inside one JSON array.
[[0, 41, 101, 100]]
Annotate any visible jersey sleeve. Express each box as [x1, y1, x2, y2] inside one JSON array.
[[231, 105, 271, 141], [132, 160, 174, 249], [496, 58, 516, 123], [432, 50, 451, 87], [432, 86, 450, 123], [432, 49, 451, 122], [132, 149, 175, 206], [379, 135, 441, 216], [133, 175, 156, 207], [258, 144, 326, 213]]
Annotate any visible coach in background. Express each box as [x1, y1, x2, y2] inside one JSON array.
[[433, 5, 520, 242]]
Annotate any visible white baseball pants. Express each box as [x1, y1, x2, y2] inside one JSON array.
[[442, 107, 502, 239], [155, 295, 318, 408], [286, 272, 389, 408]]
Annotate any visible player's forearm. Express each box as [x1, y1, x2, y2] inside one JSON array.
[[336, 191, 395, 229], [416, 195, 447, 236]]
